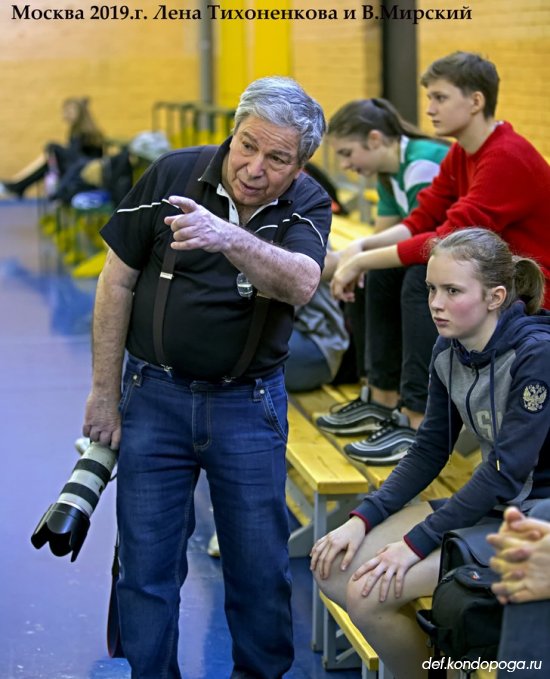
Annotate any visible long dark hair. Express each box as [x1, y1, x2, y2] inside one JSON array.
[[328, 98, 448, 191], [328, 98, 430, 142], [63, 97, 105, 150]]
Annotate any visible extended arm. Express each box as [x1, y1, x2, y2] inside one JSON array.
[[82, 249, 140, 449], [166, 196, 321, 306]]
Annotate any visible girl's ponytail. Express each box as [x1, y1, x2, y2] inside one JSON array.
[[430, 228, 546, 315], [512, 256, 545, 315]]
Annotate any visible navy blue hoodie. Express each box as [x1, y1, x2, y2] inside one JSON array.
[[352, 301, 550, 557]]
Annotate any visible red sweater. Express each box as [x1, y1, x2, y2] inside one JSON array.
[[398, 122, 550, 307]]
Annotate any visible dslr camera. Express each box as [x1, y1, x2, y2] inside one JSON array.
[[31, 441, 117, 561]]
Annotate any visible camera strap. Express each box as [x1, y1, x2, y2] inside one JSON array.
[[152, 146, 300, 379]]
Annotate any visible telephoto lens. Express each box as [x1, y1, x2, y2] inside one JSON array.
[[31, 442, 117, 561]]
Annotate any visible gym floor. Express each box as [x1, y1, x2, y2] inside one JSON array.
[[0, 201, 361, 679]]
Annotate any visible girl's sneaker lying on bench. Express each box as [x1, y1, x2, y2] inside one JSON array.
[[315, 385, 393, 435], [344, 409, 416, 465]]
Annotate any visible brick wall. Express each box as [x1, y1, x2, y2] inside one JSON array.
[[0, 0, 200, 178], [1, 0, 548, 179], [417, 0, 550, 158], [291, 0, 381, 120]]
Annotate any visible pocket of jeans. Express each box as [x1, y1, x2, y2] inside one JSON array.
[[259, 384, 288, 442], [118, 372, 137, 418]]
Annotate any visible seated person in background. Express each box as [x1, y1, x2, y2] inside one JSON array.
[[285, 247, 349, 392], [315, 97, 449, 457], [52, 130, 172, 206], [488, 501, 550, 678], [311, 228, 550, 679], [286, 164, 351, 392], [324, 51, 550, 465], [0, 97, 104, 198]]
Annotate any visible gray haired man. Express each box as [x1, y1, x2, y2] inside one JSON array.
[[83, 77, 331, 679]]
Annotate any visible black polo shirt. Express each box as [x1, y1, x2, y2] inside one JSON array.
[[100, 139, 332, 379]]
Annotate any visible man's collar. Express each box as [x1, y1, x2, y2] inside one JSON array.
[[200, 137, 232, 187]]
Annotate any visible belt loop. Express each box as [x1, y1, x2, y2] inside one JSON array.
[[125, 354, 149, 386], [252, 378, 265, 401]]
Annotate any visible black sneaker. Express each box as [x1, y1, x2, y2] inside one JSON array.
[[315, 386, 394, 436], [344, 410, 416, 465]]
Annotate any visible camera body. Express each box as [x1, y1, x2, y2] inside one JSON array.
[[31, 442, 117, 561]]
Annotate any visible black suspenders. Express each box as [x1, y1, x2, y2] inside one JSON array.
[[152, 146, 216, 371], [152, 147, 297, 380]]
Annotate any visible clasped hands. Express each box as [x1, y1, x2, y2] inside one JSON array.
[[329, 240, 365, 302], [488, 506, 550, 604], [310, 517, 420, 602]]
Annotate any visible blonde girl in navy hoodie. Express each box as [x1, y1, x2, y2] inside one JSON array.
[[311, 227, 550, 679]]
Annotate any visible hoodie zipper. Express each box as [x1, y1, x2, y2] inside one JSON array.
[[465, 364, 480, 436]]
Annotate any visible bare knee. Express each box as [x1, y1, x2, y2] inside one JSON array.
[[312, 552, 350, 609], [345, 576, 395, 633]]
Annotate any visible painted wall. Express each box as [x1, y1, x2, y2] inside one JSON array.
[[417, 0, 550, 158], [1, 0, 548, 181], [0, 0, 201, 178]]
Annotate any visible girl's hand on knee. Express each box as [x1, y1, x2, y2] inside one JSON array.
[[352, 540, 420, 602], [310, 517, 366, 580]]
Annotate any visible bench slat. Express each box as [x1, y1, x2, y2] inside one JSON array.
[[287, 404, 370, 496], [319, 592, 379, 670]]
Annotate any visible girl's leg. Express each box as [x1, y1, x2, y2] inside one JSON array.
[[365, 268, 404, 399], [3, 153, 48, 197], [315, 502, 439, 679], [400, 265, 438, 420], [8, 152, 47, 182]]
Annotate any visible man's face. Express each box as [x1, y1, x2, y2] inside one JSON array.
[[425, 78, 480, 139], [223, 115, 302, 209]]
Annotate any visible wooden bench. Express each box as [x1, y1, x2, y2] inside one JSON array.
[[285, 383, 482, 673], [329, 212, 372, 250], [290, 383, 481, 499], [286, 400, 371, 650], [320, 591, 379, 678]]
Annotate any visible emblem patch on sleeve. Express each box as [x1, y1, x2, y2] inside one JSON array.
[[522, 382, 549, 413]]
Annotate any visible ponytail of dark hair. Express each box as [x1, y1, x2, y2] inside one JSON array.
[[328, 97, 432, 142], [328, 98, 449, 194], [512, 256, 546, 315]]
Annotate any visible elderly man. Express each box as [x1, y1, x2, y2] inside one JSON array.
[[82, 77, 330, 679]]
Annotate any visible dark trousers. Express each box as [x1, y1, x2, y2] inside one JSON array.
[[345, 285, 367, 379], [365, 265, 438, 414]]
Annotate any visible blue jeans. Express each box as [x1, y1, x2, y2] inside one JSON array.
[[116, 355, 294, 679]]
